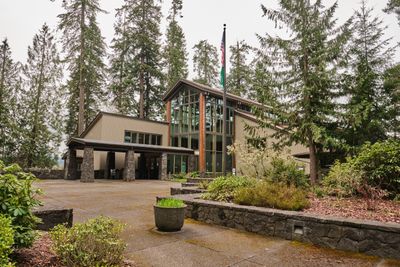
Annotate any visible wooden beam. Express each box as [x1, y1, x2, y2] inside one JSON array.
[[199, 93, 206, 175]]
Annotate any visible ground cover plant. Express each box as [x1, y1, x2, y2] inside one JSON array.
[[50, 216, 126, 267], [202, 176, 256, 202], [234, 181, 310, 211], [170, 173, 187, 183], [0, 161, 42, 248], [0, 215, 14, 266], [156, 198, 185, 208]]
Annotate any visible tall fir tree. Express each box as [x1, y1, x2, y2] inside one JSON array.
[[342, 0, 396, 149], [0, 39, 21, 164], [109, 7, 135, 115], [110, 0, 164, 119], [383, 64, 400, 139], [164, 0, 188, 89], [58, 0, 107, 136], [19, 24, 63, 168], [255, 0, 351, 184], [192, 40, 219, 87], [227, 40, 252, 97]]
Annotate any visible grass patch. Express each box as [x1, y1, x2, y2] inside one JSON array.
[[156, 198, 185, 208]]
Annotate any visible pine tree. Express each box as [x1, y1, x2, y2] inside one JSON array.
[[256, 1, 351, 184], [111, 0, 164, 119], [58, 0, 107, 136], [0, 39, 21, 164], [384, 0, 400, 25], [383, 64, 400, 139], [192, 40, 219, 87], [19, 24, 63, 168], [227, 40, 252, 97], [342, 0, 396, 148], [109, 7, 135, 115], [164, 0, 188, 89]]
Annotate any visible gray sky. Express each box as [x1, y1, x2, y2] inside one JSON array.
[[1, 0, 399, 79]]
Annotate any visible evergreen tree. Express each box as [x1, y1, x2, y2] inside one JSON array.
[[383, 64, 400, 138], [384, 0, 400, 25], [192, 40, 219, 87], [0, 39, 21, 164], [164, 0, 188, 89], [111, 0, 164, 119], [58, 0, 107, 136], [256, 1, 351, 184], [109, 7, 135, 115], [227, 40, 252, 97], [20, 24, 63, 168], [342, 0, 396, 148]]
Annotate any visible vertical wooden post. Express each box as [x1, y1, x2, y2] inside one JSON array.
[[166, 100, 171, 146], [199, 93, 206, 176]]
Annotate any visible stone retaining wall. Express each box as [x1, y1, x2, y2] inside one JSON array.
[[170, 187, 206, 195], [175, 194, 400, 259]]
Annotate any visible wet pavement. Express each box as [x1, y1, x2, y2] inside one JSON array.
[[36, 180, 400, 267]]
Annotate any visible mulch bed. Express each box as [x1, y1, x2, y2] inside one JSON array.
[[11, 232, 136, 267], [304, 196, 400, 224]]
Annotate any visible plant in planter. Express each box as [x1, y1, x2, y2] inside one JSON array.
[[154, 198, 186, 232]]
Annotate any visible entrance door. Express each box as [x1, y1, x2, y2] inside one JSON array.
[[137, 153, 160, 179]]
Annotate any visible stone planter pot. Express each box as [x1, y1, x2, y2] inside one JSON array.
[[154, 205, 186, 232]]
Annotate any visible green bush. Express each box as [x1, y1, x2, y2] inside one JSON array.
[[234, 181, 310, 211], [264, 157, 309, 188], [156, 198, 185, 208], [188, 171, 199, 178], [0, 160, 41, 248], [351, 140, 400, 196], [170, 173, 187, 183], [0, 215, 14, 267], [50, 216, 126, 267], [202, 176, 256, 202], [322, 160, 361, 197]]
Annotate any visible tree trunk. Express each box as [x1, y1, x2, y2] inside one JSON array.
[[139, 55, 144, 118], [308, 136, 318, 185], [77, 0, 86, 136]]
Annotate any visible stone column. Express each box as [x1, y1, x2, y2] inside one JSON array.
[[160, 153, 168, 180], [123, 150, 135, 182], [81, 147, 94, 183], [64, 149, 78, 180], [188, 154, 196, 173]]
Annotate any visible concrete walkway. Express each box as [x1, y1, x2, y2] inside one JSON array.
[[36, 180, 399, 267]]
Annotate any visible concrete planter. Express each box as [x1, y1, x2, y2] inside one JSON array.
[[154, 205, 186, 232]]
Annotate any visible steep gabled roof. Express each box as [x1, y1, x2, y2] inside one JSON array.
[[162, 79, 268, 109]]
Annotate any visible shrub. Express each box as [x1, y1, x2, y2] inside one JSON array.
[[188, 171, 199, 178], [202, 176, 256, 202], [322, 160, 361, 197], [0, 160, 41, 248], [351, 140, 400, 196], [170, 173, 187, 183], [50, 216, 126, 267], [0, 215, 14, 267], [156, 198, 185, 208], [234, 181, 310, 211], [264, 157, 309, 188]]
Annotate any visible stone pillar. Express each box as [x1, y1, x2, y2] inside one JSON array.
[[123, 150, 135, 182], [64, 149, 78, 180], [160, 153, 168, 180], [81, 147, 94, 183], [188, 154, 196, 173]]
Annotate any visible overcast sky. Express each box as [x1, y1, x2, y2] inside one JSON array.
[[1, 0, 399, 79]]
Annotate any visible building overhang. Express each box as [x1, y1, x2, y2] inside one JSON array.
[[67, 137, 194, 155]]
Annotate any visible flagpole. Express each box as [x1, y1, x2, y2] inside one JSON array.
[[222, 24, 227, 176]]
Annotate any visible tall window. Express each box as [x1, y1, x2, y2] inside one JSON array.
[[169, 87, 200, 174], [124, 131, 162, 146], [205, 96, 234, 175]]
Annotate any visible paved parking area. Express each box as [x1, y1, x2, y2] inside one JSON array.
[[36, 180, 399, 267]]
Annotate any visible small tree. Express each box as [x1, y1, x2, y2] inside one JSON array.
[[227, 40, 252, 97]]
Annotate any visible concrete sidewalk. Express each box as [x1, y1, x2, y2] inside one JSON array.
[[36, 180, 399, 267]]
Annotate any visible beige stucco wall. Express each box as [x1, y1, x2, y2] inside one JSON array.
[[234, 113, 310, 174], [80, 113, 169, 170]]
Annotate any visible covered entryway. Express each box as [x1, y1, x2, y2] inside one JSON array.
[[64, 137, 195, 182]]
